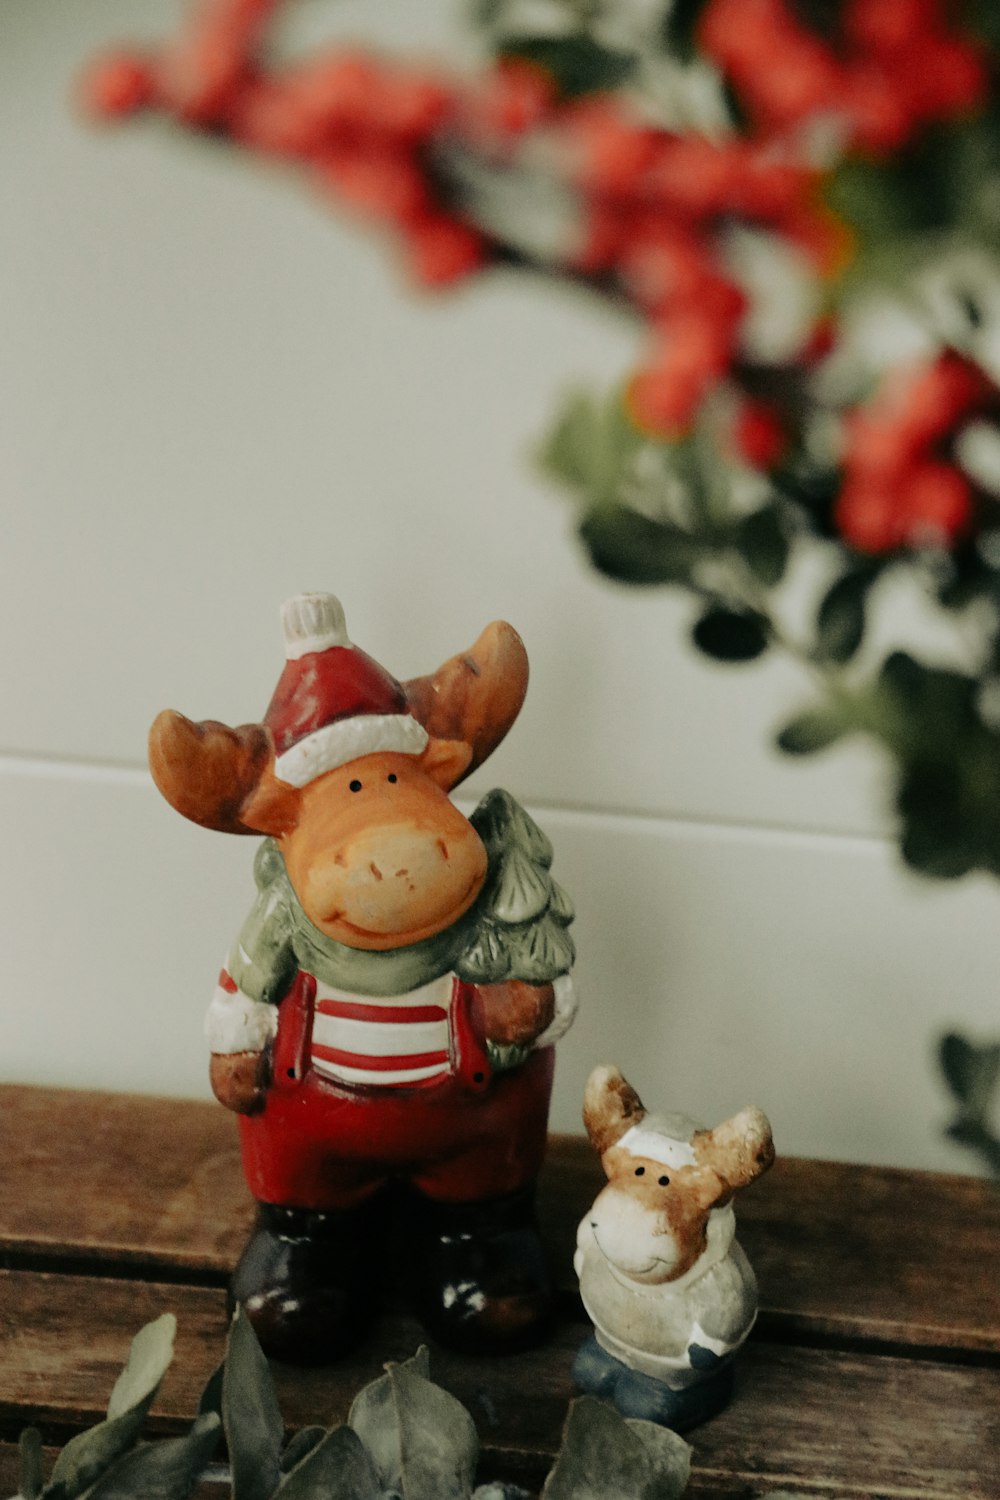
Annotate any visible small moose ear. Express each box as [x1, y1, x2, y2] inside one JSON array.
[[583, 1065, 647, 1156], [418, 737, 474, 791]]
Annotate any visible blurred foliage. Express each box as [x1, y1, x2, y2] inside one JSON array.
[[84, 0, 1000, 1172]]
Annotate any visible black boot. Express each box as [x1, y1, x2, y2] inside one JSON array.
[[229, 1200, 383, 1365], [408, 1187, 553, 1355]]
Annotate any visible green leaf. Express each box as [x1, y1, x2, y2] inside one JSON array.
[[539, 392, 602, 495], [734, 505, 790, 589], [280, 1428, 327, 1474], [106, 1315, 177, 1423], [349, 1348, 478, 1500], [223, 1311, 283, 1500], [83, 1413, 221, 1500], [814, 565, 880, 665], [196, 1362, 224, 1422], [498, 36, 634, 97], [897, 764, 982, 879], [692, 606, 769, 662], [45, 1317, 177, 1500], [945, 1116, 1000, 1177], [662, 0, 704, 59], [776, 705, 851, 756], [279, 1426, 382, 1500], [19, 1429, 43, 1500], [542, 1398, 691, 1500], [939, 1032, 1000, 1116], [580, 504, 702, 586]]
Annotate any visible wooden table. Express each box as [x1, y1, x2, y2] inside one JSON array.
[[0, 1085, 998, 1497]]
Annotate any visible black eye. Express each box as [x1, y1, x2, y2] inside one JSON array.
[[387, 773, 397, 783], [634, 1166, 645, 1176], [349, 779, 362, 793], [658, 1175, 670, 1186]]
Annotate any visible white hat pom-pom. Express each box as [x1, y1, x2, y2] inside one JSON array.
[[280, 593, 351, 659]]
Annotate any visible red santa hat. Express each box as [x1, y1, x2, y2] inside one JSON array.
[[264, 593, 428, 788]]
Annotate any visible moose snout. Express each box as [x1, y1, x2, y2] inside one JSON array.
[[589, 1187, 679, 1284]]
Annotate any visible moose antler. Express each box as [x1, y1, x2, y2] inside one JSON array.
[[404, 621, 528, 785], [149, 711, 274, 834]]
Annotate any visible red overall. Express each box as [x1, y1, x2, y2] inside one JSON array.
[[238, 970, 555, 1210]]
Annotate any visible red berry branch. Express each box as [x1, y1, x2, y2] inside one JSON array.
[[80, 0, 1000, 1168], [80, 0, 1000, 885]]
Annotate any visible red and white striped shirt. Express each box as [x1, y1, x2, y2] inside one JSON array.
[[309, 972, 455, 1088]]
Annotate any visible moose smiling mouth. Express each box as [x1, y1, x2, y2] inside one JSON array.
[[320, 869, 485, 948]]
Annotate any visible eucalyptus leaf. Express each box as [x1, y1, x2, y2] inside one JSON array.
[[348, 1348, 430, 1494], [542, 1397, 690, 1500], [692, 606, 769, 662], [390, 1360, 478, 1500], [45, 1316, 178, 1500], [280, 1428, 327, 1474], [196, 1362, 224, 1422], [279, 1426, 382, 1500], [223, 1312, 284, 1500], [472, 1487, 532, 1500], [350, 1349, 478, 1500], [83, 1413, 220, 1500], [19, 1429, 43, 1500], [106, 1315, 177, 1423]]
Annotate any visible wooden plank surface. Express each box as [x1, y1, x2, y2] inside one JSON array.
[[3, 1086, 1000, 1499], [3, 1086, 998, 1353], [1, 1271, 997, 1500]]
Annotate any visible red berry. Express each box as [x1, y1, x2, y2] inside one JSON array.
[[563, 98, 658, 197], [378, 71, 452, 143], [735, 401, 787, 469], [835, 480, 902, 553], [78, 51, 155, 120], [901, 461, 973, 546], [470, 58, 556, 140], [316, 145, 432, 227], [405, 217, 488, 288], [843, 0, 939, 55]]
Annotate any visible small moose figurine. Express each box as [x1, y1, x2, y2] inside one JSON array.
[[149, 593, 575, 1363], [573, 1065, 774, 1431]]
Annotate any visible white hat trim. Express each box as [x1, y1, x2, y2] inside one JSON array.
[[274, 713, 429, 787], [617, 1124, 697, 1170]]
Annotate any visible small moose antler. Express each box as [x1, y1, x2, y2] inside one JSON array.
[[694, 1106, 775, 1193], [583, 1065, 648, 1155]]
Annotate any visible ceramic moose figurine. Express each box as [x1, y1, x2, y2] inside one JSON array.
[[149, 593, 575, 1363], [573, 1065, 773, 1430]]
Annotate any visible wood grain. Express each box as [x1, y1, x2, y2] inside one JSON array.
[[1, 1271, 998, 1500], [4, 1086, 1000, 1498], [2, 1088, 998, 1353]]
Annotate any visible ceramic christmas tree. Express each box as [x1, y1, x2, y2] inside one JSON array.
[[573, 1065, 773, 1431], [149, 593, 575, 1363]]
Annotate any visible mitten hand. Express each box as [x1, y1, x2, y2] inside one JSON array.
[[210, 1049, 271, 1114], [476, 981, 555, 1047]]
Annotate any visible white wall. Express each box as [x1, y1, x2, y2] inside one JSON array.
[[3, 0, 998, 1173]]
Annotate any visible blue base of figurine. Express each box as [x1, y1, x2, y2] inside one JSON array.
[[572, 1333, 735, 1432]]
